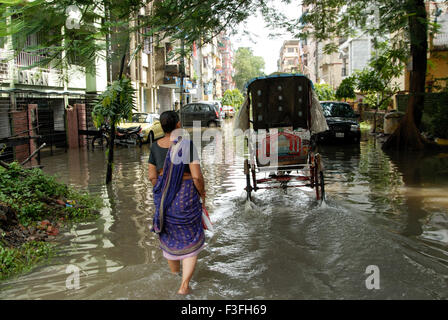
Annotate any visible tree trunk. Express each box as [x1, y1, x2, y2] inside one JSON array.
[[383, 0, 427, 151], [106, 122, 116, 185], [383, 95, 424, 150], [105, 36, 129, 185], [372, 108, 378, 133]]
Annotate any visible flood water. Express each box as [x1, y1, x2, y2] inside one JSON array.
[[1, 120, 447, 299]]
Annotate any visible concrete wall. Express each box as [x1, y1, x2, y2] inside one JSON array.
[[157, 86, 174, 114], [0, 99, 10, 139], [427, 51, 448, 88], [350, 38, 371, 73]]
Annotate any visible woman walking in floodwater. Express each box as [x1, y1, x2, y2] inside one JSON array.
[[148, 111, 206, 295]]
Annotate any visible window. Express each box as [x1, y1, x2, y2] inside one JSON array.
[[196, 104, 211, 112], [342, 58, 348, 77], [129, 113, 148, 123], [287, 47, 295, 53], [183, 104, 195, 112], [143, 27, 153, 55], [321, 103, 355, 117]]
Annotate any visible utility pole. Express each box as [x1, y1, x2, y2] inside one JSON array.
[[199, 39, 203, 101], [315, 41, 319, 83], [179, 38, 185, 125]]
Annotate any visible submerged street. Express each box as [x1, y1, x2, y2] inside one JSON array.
[[1, 120, 447, 299]]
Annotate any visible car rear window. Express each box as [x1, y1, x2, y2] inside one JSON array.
[[129, 114, 148, 123], [183, 104, 195, 112], [322, 103, 355, 118]]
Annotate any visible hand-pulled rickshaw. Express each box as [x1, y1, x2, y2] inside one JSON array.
[[234, 74, 329, 202]]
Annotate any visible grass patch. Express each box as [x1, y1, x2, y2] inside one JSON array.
[[360, 121, 372, 131], [0, 162, 103, 281], [0, 162, 102, 227], [0, 241, 54, 281]]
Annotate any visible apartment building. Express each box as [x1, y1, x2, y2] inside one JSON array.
[[278, 40, 301, 73], [218, 33, 235, 94], [300, 3, 351, 89], [424, 1, 448, 92], [0, 17, 108, 162]]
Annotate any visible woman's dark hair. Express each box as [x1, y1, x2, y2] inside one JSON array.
[[160, 111, 180, 133]]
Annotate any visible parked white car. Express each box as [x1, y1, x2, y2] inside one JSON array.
[[222, 105, 235, 118], [199, 100, 225, 119]]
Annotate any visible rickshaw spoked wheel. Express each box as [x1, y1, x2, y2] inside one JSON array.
[[244, 159, 252, 201], [314, 162, 320, 200], [319, 171, 325, 201], [308, 152, 316, 189], [314, 156, 325, 202]]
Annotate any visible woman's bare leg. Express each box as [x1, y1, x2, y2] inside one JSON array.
[[167, 259, 180, 274], [177, 255, 198, 295]]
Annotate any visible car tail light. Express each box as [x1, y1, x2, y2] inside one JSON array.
[[215, 111, 219, 118]]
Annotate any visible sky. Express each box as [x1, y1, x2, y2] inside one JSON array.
[[230, 1, 302, 75]]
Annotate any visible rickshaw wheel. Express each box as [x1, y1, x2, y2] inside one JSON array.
[[314, 164, 320, 200], [244, 159, 252, 200], [314, 156, 325, 202], [320, 171, 325, 201]]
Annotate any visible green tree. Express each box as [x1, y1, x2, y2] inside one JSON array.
[[92, 78, 136, 184], [0, 0, 261, 183], [314, 83, 336, 101], [233, 47, 265, 91], [336, 77, 356, 101], [222, 88, 244, 111], [299, 0, 436, 151], [354, 42, 405, 133]]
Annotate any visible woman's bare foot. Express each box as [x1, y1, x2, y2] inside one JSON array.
[[177, 285, 191, 295], [176, 256, 197, 295]]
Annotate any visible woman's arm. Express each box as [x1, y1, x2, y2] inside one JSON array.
[[149, 163, 158, 186], [189, 161, 205, 203]]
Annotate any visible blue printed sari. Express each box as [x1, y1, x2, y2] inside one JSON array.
[[152, 138, 204, 258]]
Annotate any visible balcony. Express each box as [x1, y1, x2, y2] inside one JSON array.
[[14, 50, 50, 70], [433, 33, 448, 51]]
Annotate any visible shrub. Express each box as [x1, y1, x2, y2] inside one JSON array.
[[314, 83, 336, 101]]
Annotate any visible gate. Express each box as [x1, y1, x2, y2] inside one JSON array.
[[0, 89, 99, 165]]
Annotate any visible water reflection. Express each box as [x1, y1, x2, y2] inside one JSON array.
[[0, 122, 447, 299]]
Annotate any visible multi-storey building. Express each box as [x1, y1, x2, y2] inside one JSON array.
[[278, 40, 301, 73], [218, 33, 235, 95], [218, 36, 232, 93], [0, 13, 108, 162], [423, 1, 448, 92], [319, 39, 343, 89], [190, 36, 228, 102], [300, 4, 343, 89]]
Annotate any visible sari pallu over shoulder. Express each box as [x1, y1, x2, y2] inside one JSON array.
[[152, 137, 193, 234]]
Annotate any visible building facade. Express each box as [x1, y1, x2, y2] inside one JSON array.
[[218, 33, 235, 95], [278, 40, 301, 73]]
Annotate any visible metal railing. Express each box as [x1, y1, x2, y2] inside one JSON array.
[[433, 33, 448, 48], [14, 51, 49, 69], [0, 89, 99, 164]]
